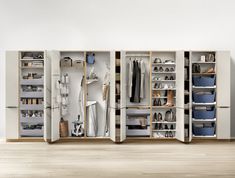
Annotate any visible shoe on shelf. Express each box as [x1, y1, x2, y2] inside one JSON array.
[[165, 76, 169, 80], [157, 113, 163, 121], [165, 68, 170, 72], [165, 125, 169, 130], [159, 67, 164, 72], [153, 67, 159, 72], [170, 76, 174, 80], [154, 58, 162, 63], [170, 67, 175, 72], [165, 90, 175, 107]]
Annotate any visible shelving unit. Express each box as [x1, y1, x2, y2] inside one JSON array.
[[19, 51, 45, 137], [191, 51, 217, 139], [151, 52, 177, 139]]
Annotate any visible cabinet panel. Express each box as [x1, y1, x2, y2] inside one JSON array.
[[176, 108, 185, 142], [6, 108, 19, 139], [176, 51, 184, 109], [109, 51, 116, 142], [5, 51, 19, 107], [44, 52, 51, 142], [216, 51, 230, 107], [217, 108, 230, 139]]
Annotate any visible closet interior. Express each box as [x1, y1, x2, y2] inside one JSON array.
[[5, 50, 231, 143], [51, 51, 111, 141], [19, 51, 45, 137], [125, 51, 151, 138]]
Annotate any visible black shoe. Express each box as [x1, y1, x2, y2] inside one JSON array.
[[170, 76, 174, 80], [153, 113, 157, 122], [157, 113, 163, 121], [159, 67, 164, 72], [165, 76, 169, 80], [157, 99, 162, 106], [170, 124, 174, 130], [165, 125, 169, 130], [165, 131, 169, 137], [154, 67, 159, 72], [165, 68, 170, 72]]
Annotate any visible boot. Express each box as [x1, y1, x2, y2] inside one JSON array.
[[165, 90, 174, 107]]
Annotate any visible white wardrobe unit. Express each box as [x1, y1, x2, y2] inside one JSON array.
[[5, 50, 231, 143], [6, 51, 45, 140]]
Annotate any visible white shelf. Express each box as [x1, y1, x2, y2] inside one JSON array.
[[152, 97, 176, 99], [152, 72, 176, 74], [192, 62, 216, 64], [152, 63, 175, 66], [20, 66, 44, 69], [192, 102, 216, 106], [193, 135, 216, 138], [126, 54, 150, 57], [192, 86, 216, 89], [152, 80, 176, 82], [152, 88, 176, 91], [152, 106, 176, 109], [20, 58, 44, 61], [152, 130, 176, 132], [152, 121, 176, 124], [192, 118, 216, 122]]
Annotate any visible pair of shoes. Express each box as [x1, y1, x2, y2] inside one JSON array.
[[154, 83, 163, 89], [204, 67, 215, 73], [164, 60, 175, 64], [155, 123, 163, 130], [153, 77, 161, 81], [154, 58, 162, 63], [155, 67, 163, 72], [165, 67, 175, 72], [165, 131, 174, 137], [165, 76, 175, 80], [153, 99, 162, 106], [152, 91, 161, 98], [153, 113, 163, 122], [153, 132, 165, 138]]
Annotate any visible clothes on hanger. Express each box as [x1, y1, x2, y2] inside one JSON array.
[[129, 59, 145, 103]]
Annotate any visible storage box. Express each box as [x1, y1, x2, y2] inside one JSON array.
[[193, 76, 215, 86]]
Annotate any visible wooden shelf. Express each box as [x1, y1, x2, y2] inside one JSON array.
[[192, 73, 216, 75]]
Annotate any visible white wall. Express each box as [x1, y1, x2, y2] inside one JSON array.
[[0, 0, 235, 138]]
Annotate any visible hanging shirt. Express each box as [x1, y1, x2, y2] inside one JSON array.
[[128, 59, 133, 98], [140, 60, 145, 99]]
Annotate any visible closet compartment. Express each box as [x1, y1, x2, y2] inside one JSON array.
[[193, 92, 215, 103], [19, 51, 45, 138], [193, 123, 215, 136], [193, 76, 215, 87], [126, 109, 150, 137], [193, 107, 215, 120], [20, 123, 44, 137]]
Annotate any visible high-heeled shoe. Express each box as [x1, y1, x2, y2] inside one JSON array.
[[170, 76, 174, 80], [157, 113, 163, 121], [165, 76, 169, 80], [165, 90, 174, 107], [157, 99, 162, 106], [153, 113, 157, 122], [165, 68, 170, 72], [170, 67, 175, 72], [165, 131, 169, 137], [170, 124, 174, 130]]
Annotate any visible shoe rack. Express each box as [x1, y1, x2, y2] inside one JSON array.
[[19, 51, 45, 137], [151, 52, 177, 139]]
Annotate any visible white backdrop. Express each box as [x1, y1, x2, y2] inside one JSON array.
[[0, 0, 235, 138]]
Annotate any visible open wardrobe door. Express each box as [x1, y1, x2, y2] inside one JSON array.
[[120, 51, 126, 142], [44, 51, 52, 142], [175, 51, 185, 142], [50, 51, 61, 142], [109, 51, 116, 142]]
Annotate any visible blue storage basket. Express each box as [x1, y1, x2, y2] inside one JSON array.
[[193, 76, 215, 86], [193, 125, 215, 136], [193, 92, 215, 103], [193, 109, 215, 119]]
